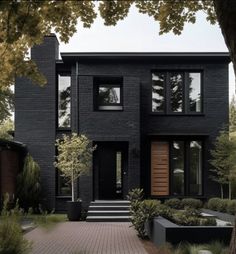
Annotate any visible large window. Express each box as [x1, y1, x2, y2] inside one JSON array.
[[152, 71, 202, 114], [94, 77, 123, 110], [58, 74, 71, 128], [57, 170, 71, 196], [151, 139, 203, 196]]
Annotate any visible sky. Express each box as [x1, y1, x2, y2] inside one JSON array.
[[57, 5, 235, 101]]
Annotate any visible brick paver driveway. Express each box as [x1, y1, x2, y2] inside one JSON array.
[[25, 222, 148, 254]]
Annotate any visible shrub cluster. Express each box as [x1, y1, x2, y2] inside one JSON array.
[[173, 208, 216, 226], [164, 198, 203, 210], [207, 198, 236, 215]]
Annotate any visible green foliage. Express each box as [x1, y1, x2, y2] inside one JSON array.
[[173, 208, 216, 226], [164, 198, 183, 209], [54, 133, 95, 202], [157, 204, 174, 221], [129, 197, 160, 239], [227, 200, 236, 215], [0, 194, 32, 254], [181, 198, 203, 209], [0, 0, 219, 90], [207, 197, 222, 211], [173, 241, 228, 254], [207, 197, 236, 214], [16, 154, 41, 211], [0, 119, 14, 140], [0, 219, 32, 254], [127, 188, 160, 239], [127, 188, 144, 202], [0, 87, 14, 124], [209, 129, 236, 199], [230, 95, 236, 133]]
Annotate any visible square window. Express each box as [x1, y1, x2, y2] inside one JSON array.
[[94, 77, 123, 111]]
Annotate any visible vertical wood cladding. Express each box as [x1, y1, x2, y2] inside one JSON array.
[[151, 142, 169, 196]]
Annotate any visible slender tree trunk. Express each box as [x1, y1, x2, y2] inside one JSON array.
[[229, 216, 236, 254], [71, 170, 75, 202], [229, 181, 232, 200], [213, 0, 236, 75], [220, 184, 224, 199]]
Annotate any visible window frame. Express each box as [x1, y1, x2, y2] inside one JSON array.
[[169, 139, 203, 196], [94, 76, 123, 111], [57, 73, 72, 130], [151, 70, 203, 115]]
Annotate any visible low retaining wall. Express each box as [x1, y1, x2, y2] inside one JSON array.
[[146, 216, 233, 246]]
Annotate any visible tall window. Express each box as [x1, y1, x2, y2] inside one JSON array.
[[94, 77, 123, 110], [189, 73, 201, 112], [57, 171, 71, 196], [170, 73, 183, 112], [189, 141, 202, 195], [58, 74, 71, 128], [152, 73, 165, 112], [172, 141, 185, 195], [152, 71, 202, 114]]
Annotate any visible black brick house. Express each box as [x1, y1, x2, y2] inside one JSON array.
[[15, 35, 230, 211]]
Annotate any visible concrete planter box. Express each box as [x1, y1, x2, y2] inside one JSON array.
[[145, 216, 233, 247]]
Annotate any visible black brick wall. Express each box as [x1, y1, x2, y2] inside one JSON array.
[[15, 35, 229, 210]]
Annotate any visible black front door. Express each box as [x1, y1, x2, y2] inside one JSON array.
[[95, 143, 126, 200]]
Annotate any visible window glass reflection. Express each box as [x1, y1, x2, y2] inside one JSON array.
[[58, 75, 71, 128], [189, 73, 201, 112], [152, 72, 165, 112], [172, 141, 184, 195]]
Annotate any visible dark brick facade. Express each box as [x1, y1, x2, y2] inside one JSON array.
[[15, 35, 230, 211]]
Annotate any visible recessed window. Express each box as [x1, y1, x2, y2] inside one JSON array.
[[94, 77, 123, 111], [152, 71, 202, 114], [57, 170, 71, 196], [58, 74, 71, 128]]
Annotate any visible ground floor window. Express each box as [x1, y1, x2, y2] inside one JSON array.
[[56, 170, 71, 196], [151, 139, 203, 196]]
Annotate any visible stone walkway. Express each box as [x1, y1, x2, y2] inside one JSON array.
[[25, 222, 148, 254]]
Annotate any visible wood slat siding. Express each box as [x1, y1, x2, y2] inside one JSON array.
[[151, 142, 169, 196]]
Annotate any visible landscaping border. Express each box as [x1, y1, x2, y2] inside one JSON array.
[[202, 208, 235, 225], [145, 216, 233, 246]]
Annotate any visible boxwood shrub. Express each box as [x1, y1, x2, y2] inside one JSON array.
[[181, 198, 203, 209], [227, 200, 236, 215], [207, 198, 236, 214], [164, 198, 183, 209]]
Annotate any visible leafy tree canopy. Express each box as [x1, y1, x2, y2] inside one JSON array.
[[0, 0, 235, 90]]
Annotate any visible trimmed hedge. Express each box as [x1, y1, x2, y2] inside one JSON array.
[[164, 198, 203, 210], [207, 198, 236, 215], [182, 198, 203, 209]]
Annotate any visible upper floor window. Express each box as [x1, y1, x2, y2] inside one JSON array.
[[152, 71, 202, 114], [94, 77, 123, 111], [58, 74, 71, 128]]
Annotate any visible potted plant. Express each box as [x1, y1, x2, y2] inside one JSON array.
[[54, 133, 95, 221]]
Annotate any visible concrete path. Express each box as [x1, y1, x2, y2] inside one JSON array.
[[25, 222, 148, 254]]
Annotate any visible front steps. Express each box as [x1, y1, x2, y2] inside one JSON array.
[[86, 200, 131, 222]]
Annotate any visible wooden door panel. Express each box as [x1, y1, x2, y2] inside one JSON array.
[[151, 142, 169, 196]]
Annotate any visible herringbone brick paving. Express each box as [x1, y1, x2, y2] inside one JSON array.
[[25, 222, 148, 254]]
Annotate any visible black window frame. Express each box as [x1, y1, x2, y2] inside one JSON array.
[[94, 76, 123, 111], [169, 139, 203, 196], [57, 73, 72, 130], [151, 70, 203, 115]]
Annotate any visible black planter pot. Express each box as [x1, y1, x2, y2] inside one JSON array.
[[67, 201, 82, 221]]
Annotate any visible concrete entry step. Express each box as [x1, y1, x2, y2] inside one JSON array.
[[86, 216, 131, 222], [86, 200, 131, 222]]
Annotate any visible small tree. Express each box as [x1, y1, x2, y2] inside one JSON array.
[[210, 129, 236, 199], [54, 133, 95, 202], [16, 154, 41, 212]]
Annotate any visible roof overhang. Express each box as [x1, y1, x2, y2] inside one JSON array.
[[60, 52, 230, 64]]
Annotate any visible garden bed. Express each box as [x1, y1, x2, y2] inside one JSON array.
[[202, 208, 235, 225], [145, 216, 233, 246]]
